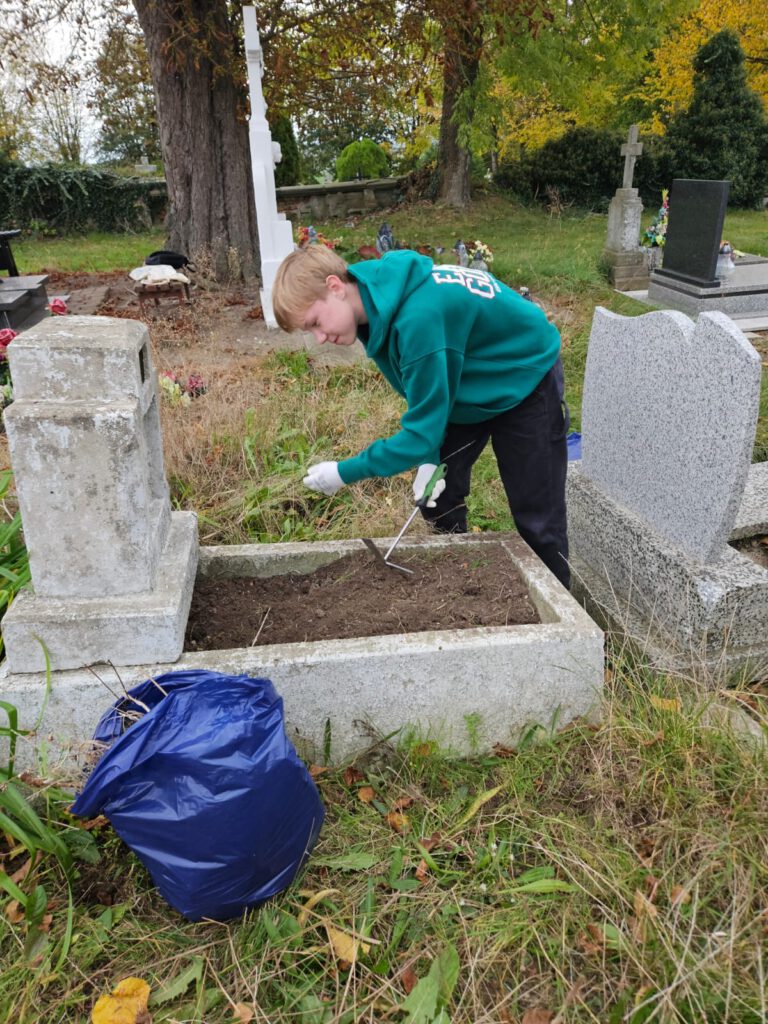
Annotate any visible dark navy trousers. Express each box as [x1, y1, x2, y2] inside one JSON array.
[[420, 359, 570, 589]]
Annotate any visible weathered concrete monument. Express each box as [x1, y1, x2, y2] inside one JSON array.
[[1, 317, 198, 674], [603, 125, 648, 291], [568, 306, 768, 677], [0, 316, 603, 768]]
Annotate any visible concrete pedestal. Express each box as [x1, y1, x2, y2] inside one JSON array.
[[604, 188, 648, 290]]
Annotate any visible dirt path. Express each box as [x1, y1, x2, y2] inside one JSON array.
[[48, 269, 367, 373]]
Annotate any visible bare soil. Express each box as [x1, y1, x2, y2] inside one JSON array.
[[185, 542, 539, 650], [46, 269, 366, 372], [733, 534, 768, 570]]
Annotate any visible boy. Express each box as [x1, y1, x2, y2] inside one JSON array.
[[272, 246, 570, 589]]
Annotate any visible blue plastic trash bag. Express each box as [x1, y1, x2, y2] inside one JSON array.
[[566, 432, 582, 461], [70, 670, 324, 921]]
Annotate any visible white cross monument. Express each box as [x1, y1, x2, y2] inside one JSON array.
[[243, 6, 295, 328]]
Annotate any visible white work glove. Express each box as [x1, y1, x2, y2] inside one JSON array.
[[303, 461, 344, 496], [413, 463, 446, 507]]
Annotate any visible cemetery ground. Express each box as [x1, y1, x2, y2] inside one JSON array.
[[1, 195, 767, 1022]]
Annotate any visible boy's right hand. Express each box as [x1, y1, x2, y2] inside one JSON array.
[[303, 461, 344, 495], [413, 464, 447, 507]]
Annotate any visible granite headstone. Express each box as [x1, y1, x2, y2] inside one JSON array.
[[653, 179, 729, 288], [580, 306, 761, 564]]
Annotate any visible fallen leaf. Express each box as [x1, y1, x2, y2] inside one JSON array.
[[644, 875, 660, 903], [297, 888, 339, 926], [650, 695, 681, 713], [412, 742, 435, 757], [324, 922, 370, 964], [91, 977, 151, 1024], [522, 1008, 554, 1023], [232, 1003, 255, 1022], [309, 764, 328, 779], [343, 766, 364, 785], [357, 786, 375, 804], [5, 900, 24, 924], [9, 854, 40, 885], [420, 832, 442, 853], [18, 771, 48, 787], [639, 730, 665, 747], [634, 889, 658, 919], [392, 795, 415, 811], [385, 812, 409, 833], [576, 930, 602, 956], [492, 743, 516, 759], [415, 859, 430, 882], [79, 815, 109, 831], [401, 965, 419, 994], [454, 785, 502, 828], [670, 885, 691, 906], [39, 913, 53, 933]]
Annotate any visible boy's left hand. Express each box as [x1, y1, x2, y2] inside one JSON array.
[[304, 461, 344, 495]]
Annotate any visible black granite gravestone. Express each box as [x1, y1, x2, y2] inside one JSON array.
[[653, 179, 729, 289]]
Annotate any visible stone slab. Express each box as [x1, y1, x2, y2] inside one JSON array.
[[0, 533, 604, 770], [731, 461, 768, 540], [1, 512, 198, 674], [568, 466, 768, 679], [621, 289, 768, 330], [648, 262, 768, 316], [581, 308, 761, 564]]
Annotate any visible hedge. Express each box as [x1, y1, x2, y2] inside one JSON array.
[[0, 162, 167, 234], [495, 128, 675, 211]]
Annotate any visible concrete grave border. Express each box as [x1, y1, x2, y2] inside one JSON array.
[[0, 533, 604, 770]]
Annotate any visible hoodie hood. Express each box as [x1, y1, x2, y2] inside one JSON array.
[[348, 251, 434, 357]]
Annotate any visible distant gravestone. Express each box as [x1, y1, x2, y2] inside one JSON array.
[[134, 156, 157, 175], [653, 179, 729, 288], [604, 125, 647, 290], [580, 307, 761, 563]]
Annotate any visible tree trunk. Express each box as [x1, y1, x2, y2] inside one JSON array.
[[435, 5, 482, 208], [132, 0, 260, 280]]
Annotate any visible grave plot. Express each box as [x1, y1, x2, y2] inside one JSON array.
[[0, 314, 604, 768]]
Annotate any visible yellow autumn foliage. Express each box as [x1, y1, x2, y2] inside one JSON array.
[[640, 0, 768, 133]]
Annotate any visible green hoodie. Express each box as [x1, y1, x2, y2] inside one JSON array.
[[337, 250, 561, 484]]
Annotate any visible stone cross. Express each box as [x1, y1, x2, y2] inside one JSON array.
[[620, 125, 643, 190], [580, 307, 761, 563], [243, 5, 295, 328]]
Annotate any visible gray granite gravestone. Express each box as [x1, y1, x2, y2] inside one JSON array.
[[568, 306, 768, 678], [652, 179, 729, 288]]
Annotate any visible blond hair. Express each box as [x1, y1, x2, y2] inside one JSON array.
[[272, 246, 352, 331]]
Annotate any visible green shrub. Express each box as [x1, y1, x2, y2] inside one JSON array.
[[270, 115, 301, 187], [664, 29, 768, 208], [335, 139, 390, 182], [0, 163, 163, 234]]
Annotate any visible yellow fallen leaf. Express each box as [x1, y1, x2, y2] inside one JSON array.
[[92, 977, 151, 1024], [650, 695, 681, 713], [454, 785, 503, 828], [232, 1003, 255, 1022], [5, 900, 24, 924], [324, 922, 370, 965], [670, 885, 691, 906], [297, 888, 339, 926], [357, 786, 375, 803], [385, 811, 409, 833]]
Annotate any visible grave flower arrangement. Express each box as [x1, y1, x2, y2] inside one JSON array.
[[298, 225, 341, 250], [641, 189, 669, 248], [0, 328, 17, 406], [465, 239, 494, 266], [159, 371, 207, 407]]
